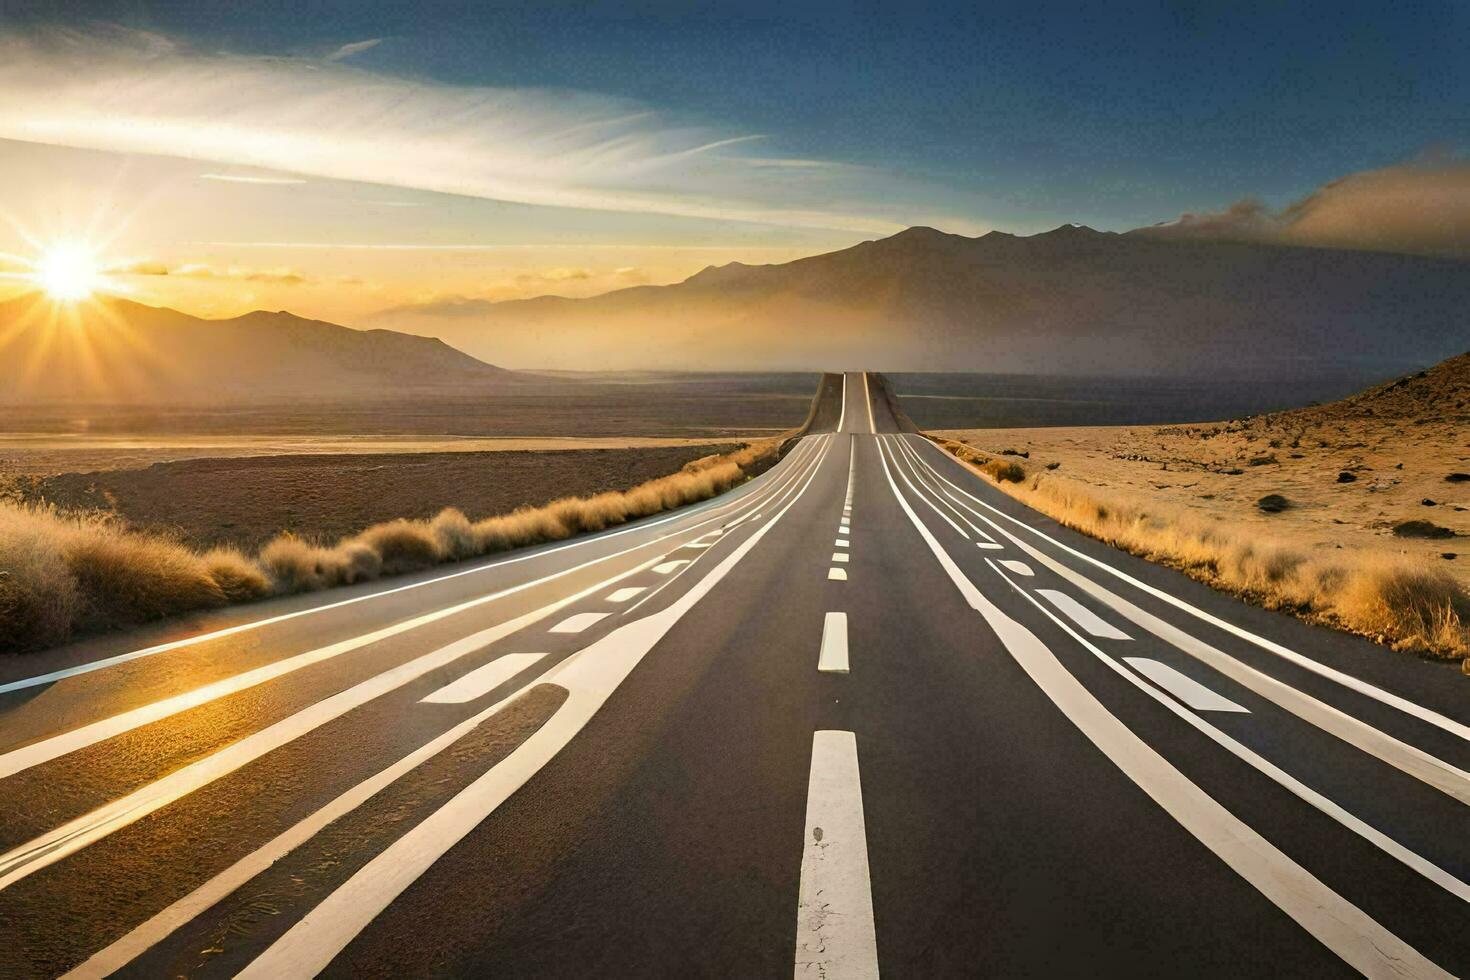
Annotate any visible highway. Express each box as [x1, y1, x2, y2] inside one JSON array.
[[0, 371, 1467, 977]]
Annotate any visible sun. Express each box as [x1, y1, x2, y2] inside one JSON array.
[[33, 243, 103, 302]]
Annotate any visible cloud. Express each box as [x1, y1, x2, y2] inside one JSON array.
[[113, 259, 308, 284], [325, 38, 383, 62], [200, 173, 308, 185], [0, 26, 917, 234], [1137, 153, 1470, 260]]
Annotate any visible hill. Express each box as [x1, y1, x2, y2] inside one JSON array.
[[0, 295, 514, 403], [367, 225, 1470, 378]]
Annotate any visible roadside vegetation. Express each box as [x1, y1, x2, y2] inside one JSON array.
[[935, 437, 1470, 670], [0, 439, 786, 654]]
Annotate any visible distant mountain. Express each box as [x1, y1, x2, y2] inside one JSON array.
[[0, 296, 514, 403], [367, 225, 1470, 378]]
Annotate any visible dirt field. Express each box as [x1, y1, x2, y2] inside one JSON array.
[[11, 444, 742, 551], [936, 356, 1470, 590]]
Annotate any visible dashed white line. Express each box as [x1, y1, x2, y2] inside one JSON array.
[[829, 568, 848, 581], [1037, 589, 1130, 640], [834, 539, 849, 549], [421, 653, 548, 704], [653, 559, 691, 575], [549, 612, 611, 634], [832, 553, 849, 564], [1125, 658, 1249, 713], [794, 730, 878, 979], [606, 587, 646, 603], [818, 613, 850, 674], [999, 560, 1033, 576]]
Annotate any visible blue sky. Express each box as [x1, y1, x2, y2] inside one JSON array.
[[0, 1, 1464, 320]]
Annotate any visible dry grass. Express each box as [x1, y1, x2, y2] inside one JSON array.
[[935, 438, 1470, 669], [0, 437, 786, 653]]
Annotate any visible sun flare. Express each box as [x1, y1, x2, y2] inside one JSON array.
[[33, 243, 102, 302]]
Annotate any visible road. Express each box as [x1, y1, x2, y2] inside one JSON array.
[[1, 371, 1467, 977]]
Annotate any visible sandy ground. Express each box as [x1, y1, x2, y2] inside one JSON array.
[[0, 435, 754, 477], [9, 444, 743, 551], [936, 416, 1469, 587]]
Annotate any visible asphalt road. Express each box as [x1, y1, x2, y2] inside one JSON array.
[[1, 371, 1467, 978]]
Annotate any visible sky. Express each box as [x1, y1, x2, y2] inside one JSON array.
[[0, 0, 1465, 323]]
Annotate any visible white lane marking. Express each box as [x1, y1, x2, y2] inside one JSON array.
[[548, 612, 610, 634], [977, 542, 1004, 550], [837, 526, 849, 536], [877, 440, 1448, 978], [0, 440, 821, 781], [818, 613, 850, 674], [832, 553, 849, 564], [990, 561, 1470, 908], [0, 556, 649, 892], [890, 436, 996, 539], [829, 568, 848, 581], [834, 539, 849, 549], [998, 560, 1033, 577], [685, 543, 713, 550], [653, 559, 691, 575], [420, 654, 548, 705], [606, 587, 646, 603], [861, 371, 876, 434], [64, 684, 548, 980], [836, 373, 849, 433], [0, 435, 800, 699], [237, 432, 836, 980], [908, 434, 1470, 746], [904, 440, 1470, 807], [840, 517, 850, 526], [878, 439, 969, 539], [1124, 658, 1249, 713], [1037, 590, 1130, 640], [794, 730, 878, 979]]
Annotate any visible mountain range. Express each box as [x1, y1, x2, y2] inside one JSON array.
[[0, 296, 513, 403], [367, 225, 1470, 378]]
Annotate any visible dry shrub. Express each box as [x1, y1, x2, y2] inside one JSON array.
[[0, 438, 787, 654], [944, 439, 1470, 661]]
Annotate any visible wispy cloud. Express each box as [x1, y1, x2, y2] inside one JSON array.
[[113, 258, 309, 284], [200, 173, 309, 185], [0, 26, 916, 234], [325, 38, 383, 62], [1137, 151, 1470, 260]]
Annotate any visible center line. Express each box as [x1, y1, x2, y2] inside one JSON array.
[[795, 730, 878, 979], [818, 613, 850, 674]]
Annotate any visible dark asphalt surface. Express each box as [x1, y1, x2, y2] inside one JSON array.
[[0, 372, 1466, 978]]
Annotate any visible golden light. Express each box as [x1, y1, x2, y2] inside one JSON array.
[[33, 243, 103, 302]]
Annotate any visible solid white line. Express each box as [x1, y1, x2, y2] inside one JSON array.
[[909, 434, 1470, 745], [832, 553, 849, 564], [0, 441, 818, 785], [0, 556, 650, 892], [990, 560, 1470, 908], [879, 439, 969, 539], [0, 438, 794, 699], [420, 654, 547, 705], [836, 373, 849, 433], [653, 559, 691, 575], [1124, 658, 1249, 713], [829, 568, 847, 581], [1037, 589, 1130, 640], [907, 440, 1470, 806], [548, 612, 610, 634], [238, 432, 836, 980], [818, 613, 850, 674], [877, 440, 1447, 978], [890, 435, 996, 542], [63, 684, 540, 980], [606, 587, 646, 603], [861, 371, 876, 434], [794, 730, 878, 979]]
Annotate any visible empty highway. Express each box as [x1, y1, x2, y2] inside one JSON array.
[[1, 372, 1467, 977]]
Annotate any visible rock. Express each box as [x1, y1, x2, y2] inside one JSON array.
[[1248, 455, 1278, 466], [1391, 519, 1455, 539], [1423, 498, 1437, 506], [1443, 553, 1458, 560], [1336, 471, 1357, 483], [1257, 494, 1290, 513], [1045, 461, 1060, 470], [1221, 467, 1244, 475], [1447, 473, 1470, 483]]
